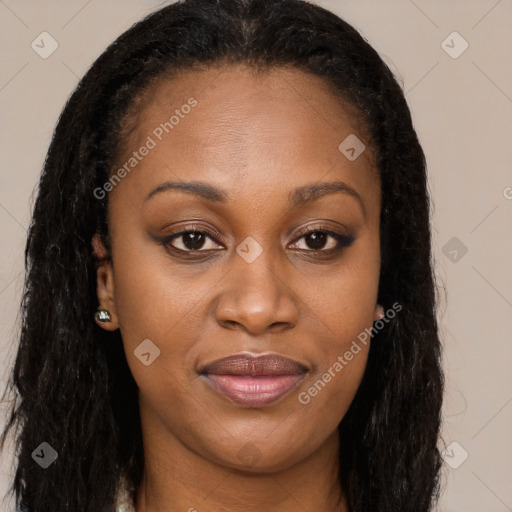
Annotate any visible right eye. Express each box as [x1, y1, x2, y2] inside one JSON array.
[[161, 228, 225, 253]]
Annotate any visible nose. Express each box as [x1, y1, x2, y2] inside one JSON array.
[[214, 247, 299, 335]]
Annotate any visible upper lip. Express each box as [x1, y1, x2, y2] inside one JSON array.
[[199, 352, 309, 376]]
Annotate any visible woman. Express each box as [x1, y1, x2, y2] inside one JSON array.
[[0, 0, 444, 511]]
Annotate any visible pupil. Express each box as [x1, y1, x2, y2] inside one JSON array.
[[307, 232, 326, 250], [185, 232, 205, 250]]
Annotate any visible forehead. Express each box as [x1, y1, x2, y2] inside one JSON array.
[[123, 64, 375, 158], [110, 64, 379, 212]]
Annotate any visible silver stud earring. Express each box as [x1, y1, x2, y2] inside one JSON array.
[[95, 308, 111, 323]]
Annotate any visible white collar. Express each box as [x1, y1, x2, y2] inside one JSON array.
[[115, 475, 136, 512]]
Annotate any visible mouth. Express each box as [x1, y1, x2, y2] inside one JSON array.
[[198, 352, 308, 407]]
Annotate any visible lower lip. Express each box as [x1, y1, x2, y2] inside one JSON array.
[[201, 374, 305, 407]]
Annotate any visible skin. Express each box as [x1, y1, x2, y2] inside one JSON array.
[[92, 64, 383, 512]]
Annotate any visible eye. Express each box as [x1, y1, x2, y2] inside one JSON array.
[[289, 226, 355, 253], [162, 227, 224, 252]]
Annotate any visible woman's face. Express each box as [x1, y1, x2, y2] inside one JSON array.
[[94, 65, 382, 473]]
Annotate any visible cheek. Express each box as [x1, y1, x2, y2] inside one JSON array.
[[301, 235, 380, 345], [295, 240, 379, 411], [295, 285, 373, 436], [111, 231, 201, 334], [109, 236, 193, 380], [109, 232, 230, 399]]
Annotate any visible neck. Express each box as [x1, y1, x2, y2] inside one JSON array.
[[134, 401, 346, 512]]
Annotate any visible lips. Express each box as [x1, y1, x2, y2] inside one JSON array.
[[199, 353, 308, 407]]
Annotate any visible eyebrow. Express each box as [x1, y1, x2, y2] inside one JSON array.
[[145, 180, 366, 217]]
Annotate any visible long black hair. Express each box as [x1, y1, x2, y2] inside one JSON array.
[[0, 1, 444, 510]]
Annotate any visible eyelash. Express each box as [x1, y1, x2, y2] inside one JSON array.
[[160, 224, 355, 256]]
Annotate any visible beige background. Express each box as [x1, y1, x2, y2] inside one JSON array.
[[1, 1, 511, 510]]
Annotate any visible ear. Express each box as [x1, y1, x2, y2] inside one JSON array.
[[374, 303, 384, 322], [92, 233, 119, 331]]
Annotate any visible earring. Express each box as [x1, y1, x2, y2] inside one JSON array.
[[374, 304, 385, 321], [95, 308, 111, 323]]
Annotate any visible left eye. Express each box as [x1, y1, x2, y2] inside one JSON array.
[[289, 229, 354, 252]]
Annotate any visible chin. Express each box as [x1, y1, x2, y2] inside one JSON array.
[[203, 437, 311, 474]]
